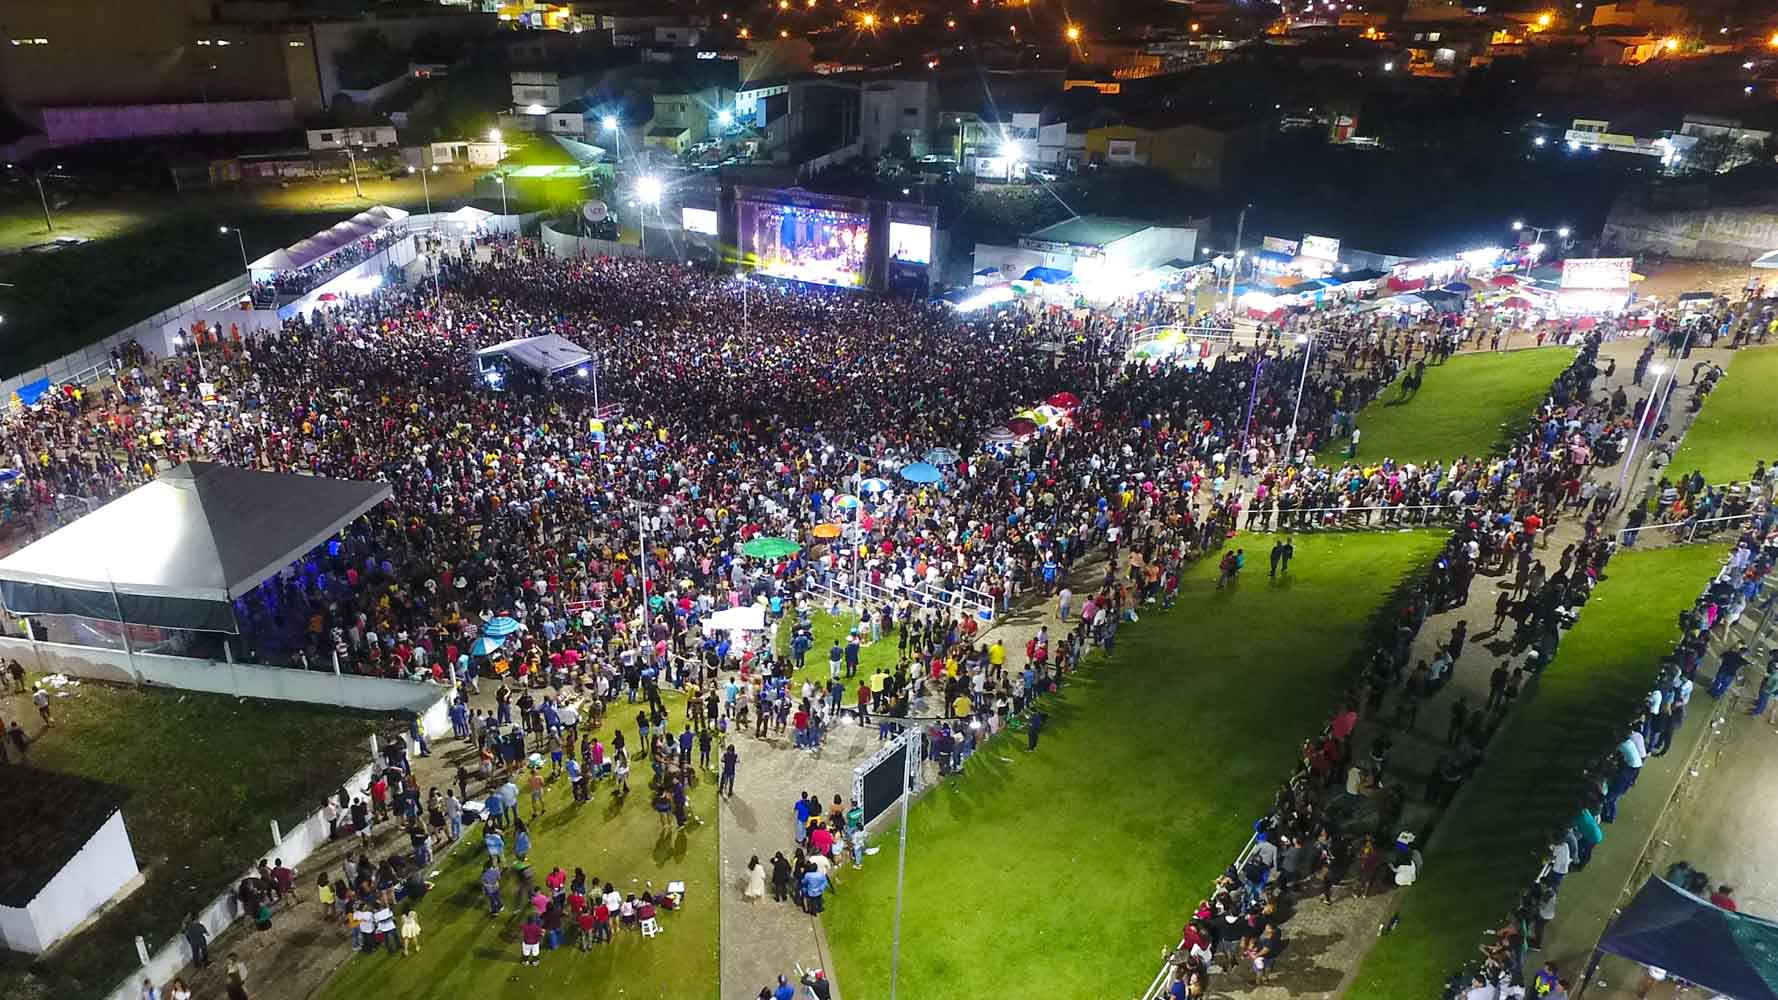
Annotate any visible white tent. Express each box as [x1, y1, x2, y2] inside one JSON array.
[[703, 605, 766, 634], [0, 462, 391, 633], [247, 205, 412, 273], [475, 334, 593, 377]]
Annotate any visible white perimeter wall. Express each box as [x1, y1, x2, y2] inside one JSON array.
[[17, 812, 140, 954]]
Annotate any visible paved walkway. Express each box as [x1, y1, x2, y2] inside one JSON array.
[[715, 555, 1104, 1000], [1537, 605, 1772, 1000], [1206, 336, 1739, 1000]]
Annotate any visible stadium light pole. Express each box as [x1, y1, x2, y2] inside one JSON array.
[[495, 175, 509, 217]]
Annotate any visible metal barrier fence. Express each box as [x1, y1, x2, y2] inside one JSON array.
[[1615, 511, 1761, 546], [1139, 832, 1263, 1000]]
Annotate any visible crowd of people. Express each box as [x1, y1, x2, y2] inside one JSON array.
[[7, 231, 1774, 1000], [250, 227, 411, 305]]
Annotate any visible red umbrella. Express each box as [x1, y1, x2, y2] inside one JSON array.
[[1006, 417, 1038, 436], [1575, 316, 1598, 330], [1490, 274, 1520, 288], [1046, 391, 1081, 409], [318, 292, 339, 301], [1501, 296, 1534, 310]]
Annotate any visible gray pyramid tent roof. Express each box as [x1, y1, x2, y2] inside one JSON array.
[[0, 461, 390, 633]]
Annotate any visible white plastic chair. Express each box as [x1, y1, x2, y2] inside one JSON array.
[[640, 917, 661, 938]]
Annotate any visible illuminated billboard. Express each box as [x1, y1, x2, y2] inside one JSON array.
[[1560, 257, 1633, 290], [888, 222, 932, 264], [682, 207, 719, 236]]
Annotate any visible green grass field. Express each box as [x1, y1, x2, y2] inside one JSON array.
[[0, 681, 379, 1000], [313, 688, 719, 1000], [775, 607, 901, 688], [1667, 345, 1778, 486], [0, 172, 507, 379], [1330, 349, 1577, 464], [823, 532, 1444, 1000], [1345, 544, 1725, 1000]]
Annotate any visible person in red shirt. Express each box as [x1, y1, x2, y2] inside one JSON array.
[[1711, 885, 1739, 911], [576, 908, 596, 950], [519, 915, 544, 966]]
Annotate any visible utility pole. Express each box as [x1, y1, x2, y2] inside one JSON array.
[[35, 175, 52, 232]]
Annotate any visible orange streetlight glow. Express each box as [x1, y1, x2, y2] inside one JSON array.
[[1066, 24, 1081, 41]]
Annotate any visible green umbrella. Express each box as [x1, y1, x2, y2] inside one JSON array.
[[742, 536, 800, 558]]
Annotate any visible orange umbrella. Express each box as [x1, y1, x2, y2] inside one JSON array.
[[812, 523, 843, 539]]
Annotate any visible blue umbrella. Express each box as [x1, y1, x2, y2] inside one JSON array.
[[900, 462, 943, 484], [0, 468, 19, 483], [482, 616, 522, 638], [1444, 282, 1473, 293], [923, 447, 961, 465], [858, 477, 892, 493], [470, 636, 502, 656]]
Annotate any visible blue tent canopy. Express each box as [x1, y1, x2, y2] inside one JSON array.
[[1255, 249, 1293, 265], [1020, 266, 1073, 283], [13, 378, 50, 407], [1596, 877, 1778, 1000], [900, 462, 943, 484]]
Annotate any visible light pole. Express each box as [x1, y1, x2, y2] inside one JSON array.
[[1225, 203, 1249, 315], [1616, 341, 1686, 497], [602, 115, 622, 164], [495, 174, 508, 217], [219, 225, 249, 278], [407, 164, 435, 214], [344, 145, 364, 198], [31, 164, 68, 233], [1511, 220, 1571, 258], [1286, 331, 1314, 457]]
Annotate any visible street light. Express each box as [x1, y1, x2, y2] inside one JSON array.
[[407, 164, 436, 214], [636, 176, 663, 255], [494, 174, 508, 216], [219, 225, 250, 288], [717, 109, 733, 127], [602, 115, 621, 163]]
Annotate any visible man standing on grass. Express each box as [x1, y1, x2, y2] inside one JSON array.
[[31, 686, 51, 726]]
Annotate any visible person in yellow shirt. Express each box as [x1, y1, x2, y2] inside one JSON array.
[[951, 692, 972, 719], [988, 639, 1005, 671]]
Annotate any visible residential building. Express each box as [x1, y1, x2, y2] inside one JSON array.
[[306, 125, 399, 151], [1084, 111, 1270, 192], [859, 78, 935, 158], [644, 85, 733, 153], [511, 69, 588, 115]]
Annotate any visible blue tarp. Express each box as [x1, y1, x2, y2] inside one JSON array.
[[1597, 877, 1778, 1000], [1020, 266, 1073, 283], [1255, 249, 1293, 264], [13, 378, 50, 407]]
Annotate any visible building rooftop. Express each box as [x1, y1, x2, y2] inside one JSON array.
[[1026, 215, 1155, 248], [0, 767, 128, 907]]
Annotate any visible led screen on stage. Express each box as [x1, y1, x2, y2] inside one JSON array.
[[737, 198, 870, 287], [888, 221, 932, 265], [682, 207, 719, 236]]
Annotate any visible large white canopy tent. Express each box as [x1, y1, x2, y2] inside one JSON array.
[[0, 462, 391, 633], [248, 205, 412, 275], [475, 334, 593, 378]]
